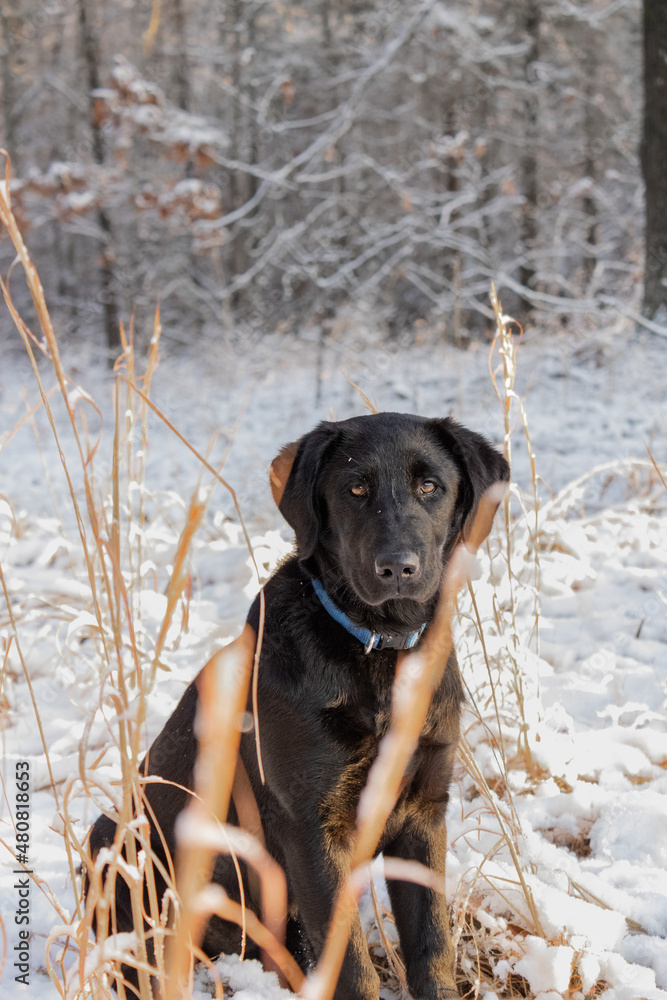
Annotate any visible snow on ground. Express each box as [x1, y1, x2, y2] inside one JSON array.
[[0, 318, 666, 999]]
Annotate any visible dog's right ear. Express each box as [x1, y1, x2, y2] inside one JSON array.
[[428, 417, 510, 547], [270, 422, 340, 560]]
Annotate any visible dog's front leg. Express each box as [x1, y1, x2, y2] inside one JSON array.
[[281, 833, 381, 1000], [384, 820, 459, 1000]]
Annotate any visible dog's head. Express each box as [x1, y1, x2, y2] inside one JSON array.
[[270, 412, 509, 610]]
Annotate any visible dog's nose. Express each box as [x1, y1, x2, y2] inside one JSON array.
[[375, 551, 421, 582]]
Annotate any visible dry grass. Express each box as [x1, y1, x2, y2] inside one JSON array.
[[1, 149, 251, 998], [1, 149, 658, 1000]]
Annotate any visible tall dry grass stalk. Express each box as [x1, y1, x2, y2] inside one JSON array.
[[0, 151, 275, 999], [1, 152, 143, 997], [164, 625, 303, 999], [303, 485, 508, 1000], [488, 282, 542, 767], [421, 286, 551, 994]]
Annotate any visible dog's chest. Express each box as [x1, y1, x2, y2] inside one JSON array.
[[320, 682, 391, 744], [319, 687, 455, 846]]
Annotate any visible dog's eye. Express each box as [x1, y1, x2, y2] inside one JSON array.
[[420, 481, 437, 495], [350, 484, 367, 497]]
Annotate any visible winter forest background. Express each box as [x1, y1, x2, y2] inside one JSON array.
[[1, 0, 666, 356], [2, 3, 667, 1000]]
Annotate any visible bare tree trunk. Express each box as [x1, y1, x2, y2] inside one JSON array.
[[49, 6, 72, 308], [78, 0, 120, 356], [321, 0, 332, 49], [641, 0, 667, 320], [172, 0, 189, 111], [519, 0, 540, 308], [245, 5, 259, 203], [226, 0, 249, 306], [582, 30, 600, 289], [0, 1, 21, 172], [443, 102, 461, 342], [228, 0, 243, 208]]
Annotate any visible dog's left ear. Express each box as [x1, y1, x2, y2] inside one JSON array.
[[270, 422, 340, 560], [269, 439, 301, 508], [428, 417, 510, 547]]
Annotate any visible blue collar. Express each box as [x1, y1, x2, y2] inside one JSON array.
[[311, 578, 427, 654]]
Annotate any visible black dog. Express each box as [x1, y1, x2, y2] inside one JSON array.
[[86, 412, 509, 1000]]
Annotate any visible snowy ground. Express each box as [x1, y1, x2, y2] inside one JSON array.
[[1, 316, 666, 999]]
